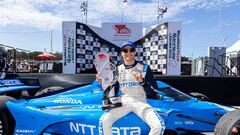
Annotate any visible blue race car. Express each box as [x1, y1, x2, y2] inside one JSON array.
[[0, 77, 41, 98], [0, 80, 234, 135]]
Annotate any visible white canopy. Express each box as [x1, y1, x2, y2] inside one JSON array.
[[226, 40, 240, 53], [226, 39, 240, 69]]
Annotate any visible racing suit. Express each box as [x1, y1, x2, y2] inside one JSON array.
[[99, 61, 165, 135]]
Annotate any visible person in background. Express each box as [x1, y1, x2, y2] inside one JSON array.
[[0, 56, 6, 79]]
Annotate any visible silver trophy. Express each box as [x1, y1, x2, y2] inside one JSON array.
[[94, 52, 122, 110]]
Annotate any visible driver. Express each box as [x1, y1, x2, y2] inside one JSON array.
[[97, 41, 165, 135]]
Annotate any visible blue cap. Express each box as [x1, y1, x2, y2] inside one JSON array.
[[121, 41, 136, 49]]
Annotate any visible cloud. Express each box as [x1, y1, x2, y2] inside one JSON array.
[[0, 0, 65, 30], [0, 0, 238, 30]]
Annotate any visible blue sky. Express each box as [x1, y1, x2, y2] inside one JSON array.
[[0, 0, 240, 58]]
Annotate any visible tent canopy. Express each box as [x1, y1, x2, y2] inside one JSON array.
[[227, 40, 240, 53], [37, 52, 55, 60]]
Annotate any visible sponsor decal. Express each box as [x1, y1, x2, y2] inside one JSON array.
[[113, 24, 131, 36], [184, 121, 194, 125], [53, 98, 83, 104], [120, 82, 141, 88], [175, 121, 194, 125], [70, 122, 141, 135], [77, 105, 102, 110], [15, 129, 36, 133], [112, 127, 140, 135], [112, 24, 131, 42], [0, 79, 23, 86], [70, 122, 96, 134]]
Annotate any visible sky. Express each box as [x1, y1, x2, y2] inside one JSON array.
[[0, 0, 240, 58]]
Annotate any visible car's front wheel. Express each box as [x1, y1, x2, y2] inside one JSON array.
[[214, 110, 240, 135], [0, 96, 15, 135], [0, 109, 10, 135]]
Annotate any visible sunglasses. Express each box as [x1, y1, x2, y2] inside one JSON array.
[[122, 48, 136, 53]]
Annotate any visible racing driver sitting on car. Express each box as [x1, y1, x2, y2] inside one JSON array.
[[96, 41, 165, 135]]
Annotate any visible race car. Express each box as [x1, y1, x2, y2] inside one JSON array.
[[0, 77, 41, 98], [0, 80, 234, 135], [214, 109, 240, 135]]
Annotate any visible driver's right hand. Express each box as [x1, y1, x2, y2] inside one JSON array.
[[96, 74, 103, 84]]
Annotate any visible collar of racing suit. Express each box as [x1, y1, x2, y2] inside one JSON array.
[[123, 61, 138, 69]]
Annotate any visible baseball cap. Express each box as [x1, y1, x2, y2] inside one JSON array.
[[121, 41, 136, 50]]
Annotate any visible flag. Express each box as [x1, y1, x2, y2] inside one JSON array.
[[81, 1, 88, 15], [157, 5, 167, 19], [122, 0, 128, 9]]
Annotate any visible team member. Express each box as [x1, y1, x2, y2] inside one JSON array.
[[97, 41, 165, 135]]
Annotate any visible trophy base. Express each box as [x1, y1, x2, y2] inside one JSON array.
[[102, 103, 122, 110]]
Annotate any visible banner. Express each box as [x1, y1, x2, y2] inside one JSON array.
[[63, 21, 76, 74], [167, 22, 181, 75]]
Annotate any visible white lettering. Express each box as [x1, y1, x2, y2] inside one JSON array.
[[112, 127, 119, 134], [53, 99, 83, 104], [184, 121, 194, 125], [130, 127, 141, 135], [70, 122, 96, 135], [79, 124, 87, 134], [15, 129, 36, 133], [112, 127, 141, 135], [70, 122, 140, 135], [70, 122, 79, 133], [120, 127, 129, 135]]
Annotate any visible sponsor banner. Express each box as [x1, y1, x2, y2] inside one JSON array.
[[101, 23, 142, 47], [167, 22, 181, 75], [63, 21, 76, 74]]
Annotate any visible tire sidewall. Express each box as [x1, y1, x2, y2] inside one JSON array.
[[0, 96, 15, 135], [0, 108, 10, 135], [215, 110, 240, 135]]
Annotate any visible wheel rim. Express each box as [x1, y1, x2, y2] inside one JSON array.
[[231, 123, 240, 135]]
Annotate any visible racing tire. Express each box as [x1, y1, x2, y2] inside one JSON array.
[[189, 92, 210, 101], [214, 110, 240, 135], [0, 109, 10, 135], [35, 86, 63, 96], [0, 96, 15, 135]]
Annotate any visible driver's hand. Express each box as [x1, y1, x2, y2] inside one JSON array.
[[132, 70, 144, 82], [96, 74, 102, 84]]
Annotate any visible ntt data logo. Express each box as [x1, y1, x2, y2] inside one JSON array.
[[69, 122, 141, 135]]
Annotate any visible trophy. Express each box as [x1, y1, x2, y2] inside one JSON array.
[[94, 52, 122, 110]]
